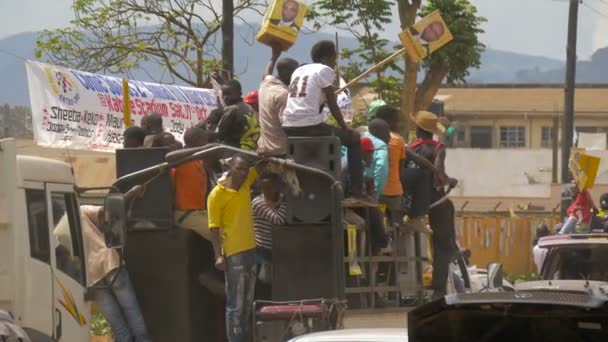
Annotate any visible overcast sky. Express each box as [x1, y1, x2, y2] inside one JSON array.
[[1, 0, 607, 60]]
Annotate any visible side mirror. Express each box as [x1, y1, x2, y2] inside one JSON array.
[[103, 193, 127, 248], [487, 262, 504, 290]]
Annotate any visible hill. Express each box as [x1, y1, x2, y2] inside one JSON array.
[[0, 26, 575, 106]]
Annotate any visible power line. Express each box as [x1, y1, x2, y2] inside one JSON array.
[[0, 49, 27, 61], [584, 1, 608, 17], [593, 0, 608, 6]]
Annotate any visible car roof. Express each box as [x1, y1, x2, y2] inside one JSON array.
[[289, 329, 407, 342], [538, 234, 608, 248]]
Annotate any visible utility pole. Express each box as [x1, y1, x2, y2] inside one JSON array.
[[561, 0, 579, 218], [222, 0, 234, 79]]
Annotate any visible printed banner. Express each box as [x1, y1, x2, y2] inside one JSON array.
[[26, 60, 217, 152], [569, 148, 600, 191]]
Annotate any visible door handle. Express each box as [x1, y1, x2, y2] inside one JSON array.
[[55, 308, 62, 340]]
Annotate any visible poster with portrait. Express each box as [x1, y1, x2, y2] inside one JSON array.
[[399, 10, 453, 63], [569, 148, 600, 190], [257, 0, 308, 51]]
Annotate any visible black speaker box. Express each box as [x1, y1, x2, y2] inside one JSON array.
[[124, 228, 225, 342], [115, 147, 173, 228], [286, 137, 341, 224], [272, 224, 344, 301]]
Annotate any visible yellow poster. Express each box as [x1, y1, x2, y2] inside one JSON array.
[[569, 148, 600, 190], [257, 0, 308, 51], [399, 10, 454, 63]]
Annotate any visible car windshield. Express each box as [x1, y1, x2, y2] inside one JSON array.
[[543, 245, 608, 281]]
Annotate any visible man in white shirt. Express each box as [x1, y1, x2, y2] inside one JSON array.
[[282, 40, 374, 206], [533, 224, 551, 273]]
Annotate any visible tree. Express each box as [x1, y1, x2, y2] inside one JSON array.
[[313, 0, 403, 112], [313, 0, 485, 136], [35, 0, 265, 87], [397, 0, 486, 136]]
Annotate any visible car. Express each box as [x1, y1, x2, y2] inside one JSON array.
[[287, 329, 407, 342]]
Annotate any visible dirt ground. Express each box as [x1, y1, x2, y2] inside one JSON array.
[[343, 310, 408, 329]]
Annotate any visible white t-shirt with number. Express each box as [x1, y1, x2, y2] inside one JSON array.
[[282, 63, 336, 127]]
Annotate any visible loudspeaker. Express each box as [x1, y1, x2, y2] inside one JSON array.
[[286, 137, 341, 224], [272, 224, 344, 301], [125, 228, 225, 342], [115, 147, 173, 228]]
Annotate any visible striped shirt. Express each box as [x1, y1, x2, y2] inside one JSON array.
[[252, 195, 287, 250]]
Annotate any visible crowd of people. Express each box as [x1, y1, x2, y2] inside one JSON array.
[[80, 39, 462, 342]]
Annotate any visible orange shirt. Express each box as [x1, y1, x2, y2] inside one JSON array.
[[383, 132, 406, 196], [173, 160, 208, 211]]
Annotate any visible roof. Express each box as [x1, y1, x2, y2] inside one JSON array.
[[351, 84, 608, 117], [437, 87, 608, 115], [289, 329, 407, 342], [538, 234, 608, 248], [17, 156, 74, 184], [15, 139, 116, 187]]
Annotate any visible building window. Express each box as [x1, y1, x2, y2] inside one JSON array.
[[500, 126, 526, 148], [470, 126, 493, 148], [456, 128, 466, 142], [541, 126, 553, 148]]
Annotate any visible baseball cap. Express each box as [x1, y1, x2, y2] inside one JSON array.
[[243, 91, 258, 104], [367, 99, 387, 118], [360, 136, 376, 152]]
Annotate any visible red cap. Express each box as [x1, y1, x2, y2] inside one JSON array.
[[360, 136, 376, 152], [243, 91, 258, 104]]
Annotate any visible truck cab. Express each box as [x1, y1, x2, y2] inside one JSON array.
[[0, 138, 89, 341]]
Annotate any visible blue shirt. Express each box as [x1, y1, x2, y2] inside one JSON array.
[[362, 132, 389, 199]]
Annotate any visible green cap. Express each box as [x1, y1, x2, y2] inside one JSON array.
[[367, 99, 387, 118], [445, 126, 456, 137]]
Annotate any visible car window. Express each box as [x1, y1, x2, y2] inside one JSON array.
[[25, 189, 50, 264], [546, 246, 608, 281], [51, 192, 86, 285]]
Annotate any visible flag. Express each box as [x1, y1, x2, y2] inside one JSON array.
[[122, 78, 132, 127]]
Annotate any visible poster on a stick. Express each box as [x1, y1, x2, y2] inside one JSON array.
[[399, 10, 454, 63], [569, 148, 600, 191], [257, 0, 308, 51], [25, 60, 217, 152]]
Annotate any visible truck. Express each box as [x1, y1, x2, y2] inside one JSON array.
[[0, 138, 90, 341], [0, 137, 349, 341]]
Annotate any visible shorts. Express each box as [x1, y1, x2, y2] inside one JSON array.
[[174, 210, 212, 241]]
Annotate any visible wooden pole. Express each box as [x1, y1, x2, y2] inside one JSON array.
[[336, 47, 407, 94]]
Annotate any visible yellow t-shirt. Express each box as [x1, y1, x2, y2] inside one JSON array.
[[207, 168, 258, 257], [383, 132, 406, 196]]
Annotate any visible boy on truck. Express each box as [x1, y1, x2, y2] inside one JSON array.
[[281, 40, 375, 207]]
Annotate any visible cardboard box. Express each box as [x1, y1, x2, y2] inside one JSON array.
[[257, 0, 308, 51]]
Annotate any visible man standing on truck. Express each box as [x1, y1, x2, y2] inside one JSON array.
[[217, 80, 261, 152], [406, 111, 458, 300], [281, 40, 374, 207], [54, 205, 151, 342], [141, 112, 164, 147], [374, 105, 407, 226], [207, 154, 259, 342], [258, 44, 299, 158]]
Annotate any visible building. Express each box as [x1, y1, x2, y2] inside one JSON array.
[[437, 84, 608, 149]]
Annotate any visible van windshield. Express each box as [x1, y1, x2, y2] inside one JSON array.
[[543, 245, 608, 281]]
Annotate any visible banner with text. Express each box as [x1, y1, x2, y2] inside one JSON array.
[[26, 60, 217, 152]]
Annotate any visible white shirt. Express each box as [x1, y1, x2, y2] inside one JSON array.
[[282, 63, 336, 127], [533, 245, 548, 274]]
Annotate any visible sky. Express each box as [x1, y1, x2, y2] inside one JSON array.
[[0, 0, 607, 60]]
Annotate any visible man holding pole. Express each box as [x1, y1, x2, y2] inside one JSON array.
[[282, 40, 374, 206]]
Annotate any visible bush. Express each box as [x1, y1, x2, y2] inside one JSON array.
[[505, 272, 539, 284], [90, 313, 112, 336]]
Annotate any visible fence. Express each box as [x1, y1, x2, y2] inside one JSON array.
[[455, 211, 560, 275]]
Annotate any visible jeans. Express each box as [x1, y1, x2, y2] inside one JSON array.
[[225, 249, 257, 342], [93, 268, 151, 342], [284, 123, 363, 196], [428, 196, 457, 300]]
